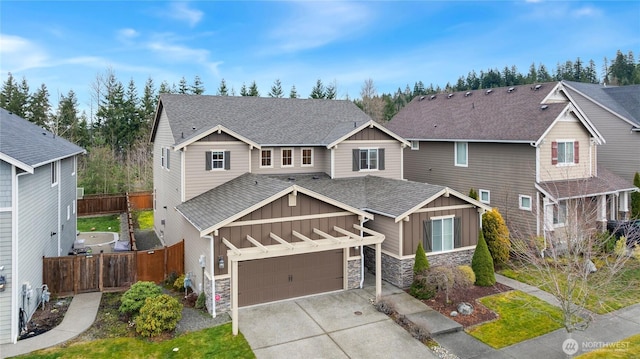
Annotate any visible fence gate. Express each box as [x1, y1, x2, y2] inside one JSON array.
[[136, 240, 184, 283]]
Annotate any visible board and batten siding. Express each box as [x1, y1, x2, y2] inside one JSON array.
[[185, 141, 250, 201], [404, 141, 539, 237], [569, 90, 640, 183], [0, 161, 11, 208], [250, 147, 330, 175], [539, 118, 593, 182], [0, 211, 12, 344], [333, 141, 402, 179], [365, 215, 399, 255]]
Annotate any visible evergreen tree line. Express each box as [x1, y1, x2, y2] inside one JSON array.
[[1, 50, 637, 193]]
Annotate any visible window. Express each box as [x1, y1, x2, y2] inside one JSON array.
[[410, 141, 419, 150], [552, 141, 579, 165], [67, 205, 71, 221], [301, 148, 313, 166], [73, 200, 76, 214], [165, 148, 170, 170], [519, 195, 532, 211], [261, 149, 273, 168], [423, 216, 461, 253], [455, 142, 468, 167], [479, 189, 490, 204], [205, 151, 230, 170], [353, 148, 385, 171], [281, 148, 293, 167], [161, 147, 166, 168], [72, 157, 76, 176], [51, 161, 58, 186], [553, 200, 567, 226]]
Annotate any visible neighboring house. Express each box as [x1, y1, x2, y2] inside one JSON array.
[[386, 82, 637, 242], [561, 81, 640, 185], [0, 108, 85, 344], [150, 95, 489, 334]]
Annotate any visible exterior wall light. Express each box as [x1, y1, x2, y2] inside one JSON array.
[[218, 256, 225, 269]]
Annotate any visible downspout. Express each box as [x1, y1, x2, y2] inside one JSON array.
[[204, 234, 216, 318], [57, 161, 62, 256], [359, 217, 371, 288], [13, 169, 29, 343]]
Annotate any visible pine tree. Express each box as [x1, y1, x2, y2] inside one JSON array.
[[268, 79, 284, 98], [240, 83, 249, 96], [54, 90, 79, 140], [325, 80, 337, 99], [248, 81, 259, 96], [413, 242, 429, 274], [289, 85, 298, 98], [28, 83, 51, 127], [472, 230, 496, 286], [469, 188, 478, 200], [139, 78, 157, 137], [482, 208, 511, 267], [217, 79, 229, 96], [632, 172, 640, 219], [159, 81, 173, 94], [1, 74, 30, 118], [178, 76, 189, 94], [191, 75, 205, 95], [309, 79, 325, 99]]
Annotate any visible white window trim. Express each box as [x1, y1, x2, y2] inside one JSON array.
[[410, 141, 420, 150], [553, 200, 567, 227], [51, 161, 58, 187], [260, 148, 274, 168], [359, 148, 379, 171], [556, 139, 576, 166], [430, 214, 455, 252], [519, 195, 532, 211], [301, 148, 314, 167], [281, 148, 294, 168], [165, 147, 171, 171], [161, 146, 166, 168], [210, 150, 226, 171], [67, 205, 71, 221], [454, 142, 468, 167], [479, 189, 490, 204]]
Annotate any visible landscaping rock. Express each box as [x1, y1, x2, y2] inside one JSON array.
[[457, 302, 473, 315], [585, 259, 597, 274], [450, 311, 458, 317]]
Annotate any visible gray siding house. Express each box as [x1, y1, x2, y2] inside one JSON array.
[[150, 95, 489, 334], [387, 82, 637, 242], [562, 81, 640, 184], [0, 108, 85, 344]]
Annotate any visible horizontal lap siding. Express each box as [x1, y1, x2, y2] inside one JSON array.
[[59, 157, 77, 255], [334, 141, 402, 179], [406, 141, 538, 238], [185, 142, 249, 200], [539, 120, 593, 182], [0, 161, 11, 207], [251, 147, 330, 175], [0, 211, 12, 343]]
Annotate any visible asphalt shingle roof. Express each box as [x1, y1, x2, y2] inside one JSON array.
[[157, 95, 373, 147], [563, 81, 640, 127], [386, 82, 566, 142], [0, 108, 85, 170], [539, 167, 636, 201]]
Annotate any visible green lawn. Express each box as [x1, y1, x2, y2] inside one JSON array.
[[500, 259, 640, 314], [466, 291, 564, 349], [136, 210, 153, 230], [17, 323, 255, 359], [576, 333, 640, 358], [77, 214, 121, 232]]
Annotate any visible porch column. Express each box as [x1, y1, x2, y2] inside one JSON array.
[[375, 242, 381, 300], [598, 195, 607, 231], [231, 259, 239, 335]]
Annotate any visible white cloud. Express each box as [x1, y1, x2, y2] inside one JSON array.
[[572, 6, 600, 18], [166, 2, 204, 27], [118, 28, 139, 39], [145, 35, 222, 76], [0, 34, 49, 73]]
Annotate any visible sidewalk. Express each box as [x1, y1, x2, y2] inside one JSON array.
[[0, 292, 102, 359]]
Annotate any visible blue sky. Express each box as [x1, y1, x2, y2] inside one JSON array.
[[1, 1, 639, 113]]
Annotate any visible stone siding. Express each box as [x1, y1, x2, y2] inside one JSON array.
[[211, 277, 231, 314], [347, 259, 361, 289]]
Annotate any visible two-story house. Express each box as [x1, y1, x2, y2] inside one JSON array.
[[150, 94, 490, 334], [0, 108, 85, 344], [386, 82, 636, 243], [562, 81, 640, 186]]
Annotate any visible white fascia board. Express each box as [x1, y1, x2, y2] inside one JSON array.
[[294, 185, 374, 220], [0, 153, 33, 174], [174, 125, 260, 151], [327, 120, 410, 149], [408, 139, 534, 144], [533, 104, 603, 147]]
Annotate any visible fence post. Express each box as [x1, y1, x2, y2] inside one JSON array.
[[73, 256, 80, 294], [98, 253, 104, 292]]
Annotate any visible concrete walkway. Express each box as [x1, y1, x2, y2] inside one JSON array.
[[0, 292, 102, 359]]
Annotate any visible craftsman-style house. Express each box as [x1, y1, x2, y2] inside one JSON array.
[[386, 82, 636, 243], [150, 94, 490, 333]]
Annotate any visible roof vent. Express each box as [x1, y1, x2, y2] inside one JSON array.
[[312, 175, 320, 180], [507, 87, 515, 93], [288, 176, 296, 181], [430, 95, 436, 100], [534, 84, 542, 91], [465, 91, 472, 97], [485, 89, 493, 95], [447, 93, 454, 99], [354, 121, 357, 128], [540, 104, 549, 110], [192, 126, 196, 130], [419, 96, 425, 101]]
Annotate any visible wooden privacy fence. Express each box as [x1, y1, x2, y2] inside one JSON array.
[[43, 240, 184, 295], [77, 191, 153, 216]]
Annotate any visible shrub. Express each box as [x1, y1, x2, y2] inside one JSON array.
[[457, 265, 476, 285], [135, 294, 182, 337], [472, 230, 496, 286], [614, 237, 628, 257], [119, 281, 163, 316], [195, 292, 206, 309], [409, 278, 436, 300], [165, 271, 179, 288], [174, 274, 186, 291], [413, 242, 430, 275], [482, 208, 511, 267], [632, 172, 640, 219], [469, 188, 478, 201]]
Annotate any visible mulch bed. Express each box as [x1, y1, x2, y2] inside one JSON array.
[[20, 297, 72, 340], [420, 283, 513, 328]]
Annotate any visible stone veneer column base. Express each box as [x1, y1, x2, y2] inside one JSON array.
[[347, 259, 361, 289], [210, 277, 230, 315], [364, 246, 476, 289]]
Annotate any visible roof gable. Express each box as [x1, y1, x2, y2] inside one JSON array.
[[562, 81, 640, 128]]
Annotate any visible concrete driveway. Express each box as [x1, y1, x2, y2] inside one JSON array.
[[239, 288, 437, 359]]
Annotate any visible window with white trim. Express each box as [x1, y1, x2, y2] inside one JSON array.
[[161, 147, 166, 168], [212, 151, 224, 169], [353, 148, 385, 171], [205, 151, 230, 170], [301, 148, 313, 166], [552, 140, 579, 165], [165, 147, 170, 170], [423, 216, 461, 253], [479, 189, 490, 204], [455, 142, 468, 167], [553, 200, 567, 226], [51, 161, 58, 186], [281, 148, 293, 167], [519, 195, 532, 211], [410, 141, 419, 150], [261, 149, 273, 168]]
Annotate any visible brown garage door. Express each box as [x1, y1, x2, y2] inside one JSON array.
[[238, 249, 343, 307]]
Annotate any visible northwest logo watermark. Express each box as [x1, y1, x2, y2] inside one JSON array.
[[562, 338, 630, 355]]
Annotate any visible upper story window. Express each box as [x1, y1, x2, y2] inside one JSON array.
[[205, 151, 230, 170], [552, 141, 579, 165], [519, 195, 532, 211], [410, 141, 420, 150], [161, 147, 170, 170], [301, 148, 313, 167], [281, 148, 293, 167], [455, 142, 468, 167], [261, 149, 273, 168], [479, 189, 490, 204], [51, 161, 58, 186], [352, 148, 385, 171]]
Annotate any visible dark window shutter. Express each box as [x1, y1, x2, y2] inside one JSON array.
[[551, 141, 558, 165], [574, 141, 579, 163], [378, 148, 385, 170], [205, 151, 212, 170], [166, 148, 170, 169], [352, 149, 359, 171], [423, 220, 432, 252], [454, 217, 461, 248], [224, 151, 231, 170]]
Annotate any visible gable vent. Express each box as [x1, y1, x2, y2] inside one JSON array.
[[465, 91, 472, 97], [485, 89, 493, 95]]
